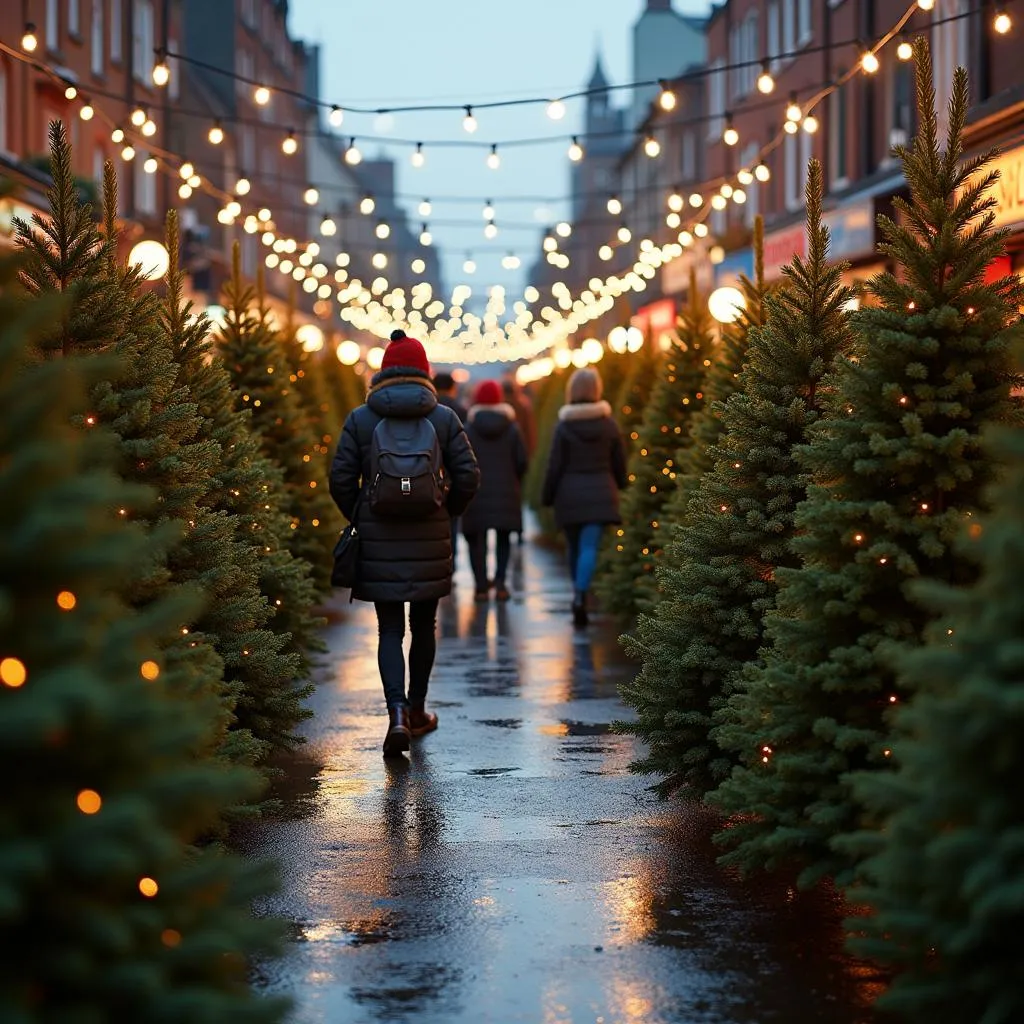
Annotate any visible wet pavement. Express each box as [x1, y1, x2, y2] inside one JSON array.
[[239, 534, 884, 1024]]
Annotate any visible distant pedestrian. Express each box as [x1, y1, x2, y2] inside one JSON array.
[[434, 371, 468, 424], [330, 330, 480, 757], [541, 367, 627, 628], [462, 380, 528, 602]]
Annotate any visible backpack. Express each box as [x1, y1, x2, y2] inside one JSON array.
[[368, 415, 447, 518]]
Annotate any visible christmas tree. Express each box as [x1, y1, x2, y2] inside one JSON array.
[[621, 163, 854, 797], [161, 212, 312, 768], [847, 411, 1024, 1024], [609, 326, 658, 455], [711, 43, 1024, 888], [596, 293, 710, 624], [0, 245, 285, 1021], [217, 253, 336, 595]]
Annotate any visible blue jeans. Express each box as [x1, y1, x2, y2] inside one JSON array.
[[564, 523, 603, 594]]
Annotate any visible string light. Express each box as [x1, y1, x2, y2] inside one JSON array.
[[329, 104, 344, 127], [79, 101, 94, 121], [737, 167, 754, 185], [419, 198, 432, 216], [208, 120, 224, 145], [689, 192, 703, 207], [994, 7, 1012, 33], [658, 81, 677, 110], [487, 144, 500, 170], [598, 244, 613, 261], [917, 0, 934, 9], [463, 256, 477, 274], [1, 656, 26, 688], [785, 93, 802, 123], [802, 114, 819, 134], [375, 219, 390, 239], [130, 106, 147, 127], [372, 252, 388, 269], [463, 105, 478, 133], [111, 127, 125, 144], [556, 221, 572, 237], [254, 85, 271, 105], [419, 225, 432, 246], [235, 176, 251, 195], [757, 61, 775, 94], [121, 144, 135, 161], [140, 660, 160, 680], [784, 118, 799, 134], [723, 114, 739, 146], [542, 234, 558, 252], [179, 161, 194, 179], [754, 162, 771, 182], [693, 222, 709, 237], [411, 142, 425, 167], [607, 195, 622, 215], [303, 187, 319, 205], [320, 215, 336, 236], [411, 257, 426, 274], [139, 877, 159, 898], [143, 156, 158, 174], [897, 36, 913, 60], [483, 200, 495, 219], [142, 118, 156, 137], [644, 134, 661, 158], [21, 22, 38, 52], [282, 130, 298, 155], [568, 136, 584, 162], [484, 220, 498, 239], [345, 138, 362, 164], [547, 99, 566, 120], [861, 49, 880, 74], [617, 224, 632, 243]]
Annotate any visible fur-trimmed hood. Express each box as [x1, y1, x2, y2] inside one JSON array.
[[467, 402, 517, 423], [367, 366, 438, 419], [558, 399, 612, 422], [467, 402, 517, 439]]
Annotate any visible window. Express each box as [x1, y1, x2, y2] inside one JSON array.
[[110, 0, 122, 62], [798, 0, 812, 43], [681, 130, 696, 180], [729, 26, 740, 99], [886, 60, 913, 162], [135, 151, 156, 213], [707, 58, 725, 140], [782, 0, 795, 57], [785, 130, 812, 211], [47, 0, 60, 50], [91, 0, 104, 74], [93, 146, 105, 189], [829, 82, 848, 186], [68, 0, 80, 36], [0, 64, 8, 154], [133, 0, 153, 82], [745, 11, 759, 95], [167, 38, 179, 99], [767, 1, 780, 70]]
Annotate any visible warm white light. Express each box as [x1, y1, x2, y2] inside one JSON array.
[[708, 285, 746, 323], [64, 84, 78, 100], [128, 239, 170, 280], [608, 326, 628, 353], [411, 258, 426, 274], [372, 252, 388, 269], [282, 132, 298, 155], [711, 194, 727, 210], [598, 244, 613, 261], [484, 221, 498, 239], [917, 0, 934, 9], [658, 84, 676, 111], [142, 119, 156, 137], [617, 225, 632, 243], [861, 51, 880, 74], [694, 222, 709, 238], [329, 105, 344, 127], [709, 245, 725, 264], [897, 39, 913, 61], [337, 340, 361, 364], [502, 253, 521, 270], [757, 67, 775, 94], [367, 347, 385, 370], [80, 102, 95, 121], [802, 114, 819, 133], [568, 137, 584, 162], [607, 196, 622, 215], [178, 183, 192, 199], [784, 119, 799, 134], [376, 221, 391, 239], [644, 135, 661, 158], [208, 122, 224, 145], [217, 208, 234, 225], [487, 145, 500, 170], [786, 98, 802, 123], [994, 9, 1012, 33], [733, 188, 747, 204], [131, 107, 147, 127], [463, 258, 477, 274], [361, 196, 376, 215], [420, 228, 432, 246], [21, 24, 38, 52], [556, 221, 572, 238], [179, 162, 194, 179], [463, 106, 478, 133], [121, 145, 136, 162], [581, 337, 604, 363], [483, 202, 495, 219], [547, 99, 566, 120], [345, 141, 362, 165], [754, 162, 771, 182], [678, 230, 693, 246], [411, 143, 425, 167], [111, 127, 125, 144], [419, 199, 432, 217], [320, 217, 336, 236], [721, 183, 734, 198], [626, 326, 644, 352], [254, 86, 271, 105], [723, 123, 739, 146], [737, 168, 754, 186], [143, 157, 158, 174]]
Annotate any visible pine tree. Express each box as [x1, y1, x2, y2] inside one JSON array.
[[610, 327, 658, 455], [167, 228, 318, 754], [0, 245, 285, 1023], [710, 44, 1024, 888], [161, 212, 311, 769], [621, 163, 854, 798], [597, 292, 710, 624], [217, 253, 336, 595], [847, 411, 1024, 1024]]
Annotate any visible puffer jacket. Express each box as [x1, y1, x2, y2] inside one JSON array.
[[461, 403, 527, 535], [541, 399, 627, 528], [329, 367, 480, 602]]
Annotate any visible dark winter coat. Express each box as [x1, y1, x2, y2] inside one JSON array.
[[437, 392, 468, 424], [329, 367, 480, 603], [541, 400, 627, 528], [461, 403, 528, 535]]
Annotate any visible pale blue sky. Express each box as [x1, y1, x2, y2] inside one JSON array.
[[288, 0, 711, 297]]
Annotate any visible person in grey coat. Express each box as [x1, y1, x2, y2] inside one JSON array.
[[462, 379, 528, 602], [541, 367, 627, 628], [330, 331, 480, 756]]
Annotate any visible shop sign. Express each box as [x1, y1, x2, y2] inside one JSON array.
[[763, 223, 806, 280], [661, 250, 713, 294], [631, 297, 676, 336], [714, 248, 754, 287], [987, 143, 1024, 231], [823, 201, 875, 260]]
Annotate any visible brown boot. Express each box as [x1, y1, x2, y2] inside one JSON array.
[[382, 705, 411, 757], [409, 703, 438, 737]]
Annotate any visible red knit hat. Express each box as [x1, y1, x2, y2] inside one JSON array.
[[381, 329, 430, 375], [474, 379, 503, 406]]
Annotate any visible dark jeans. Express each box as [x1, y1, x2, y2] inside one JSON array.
[[465, 529, 512, 592], [564, 523, 604, 594], [374, 599, 440, 708]]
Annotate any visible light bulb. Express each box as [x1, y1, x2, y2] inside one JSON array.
[[131, 106, 147, 127], [111, 127, 125, 144], [737, 167, 754, 185], [254, 85, 270, 105], [754, 162, 771, 182], [897, 39, 913, 60], [689, 192, 703, 207], [678, 230, 693, 246], [757, 64, 775, 94], [720, 183, 734, 198], [329, 105, 344, 127], [345, 140, 362, 165], [861, 50, 880, 74], [644, 135, 661, 158], [658, 83, 676, 110], [179, 162, 194, 179], [463, 258, 476, 274], [282, 131, 298, 155], [568, 137, 584, 162], [484, 221, 498, 239], [547, 99, 566, 120], [463, 106, 477, 133], [666, 212, 681, 228], [179, 183, 193, 199], [917, 0, 934, 9], [802, 114, 819, 133], [79, 102, 94, 121], [994, 8, 1011, 33], [784, 119, 799, 134], [143, 157, 158, 174], [360, 195, 376, 215], [668, 191, 684, 212], [598, 245, 613, 261], [376, 220, 390, 239], [694, 222, 709, 238], [543, 235, 558, 252], [226, 200, 241, 217], [419, 199, 431, 217], [142, 119, 156, 137], [21, 23, 38, 52], [487, 145, 500, 170], [723, 120, 739, 146], [320, 216, 337, 236], [188, 174, 201, 188], [556, 221, 571, 237], [411, 143, 425, 167], [786, 95, 802, 122], [607, 195, 622, 215], [617, 224, 632, 243], [208, 121, 224, 145], [152, 61, 170, 87], [303, 187, 319, 205], [373, 252, 388, 269], [732, 188, 747, 204], [420, 227, 432, 246], [121, 145, 136, 162], [483, 201, 495, 219], [711, 194, 727, 210]]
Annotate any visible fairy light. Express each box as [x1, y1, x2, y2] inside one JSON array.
[[607, 195, 622, 215], [644, 134, 661, 158], [754, 162, 771, 182], [658, 81, 677, 110], [208, 120, 224, 145], [994, 7, 1012, 33], [143, 157, 158, 174], [235, 176, 251, 195], [411, 142, 425, 167], [757, 62, 775, 94], [723, 114, 739, 146], [419, 225, 432, 246], [111, 127, 125, 144], [917, 0, 934, 8], [547, 99, 566, 120], [617, 224, 632, 243], [487, 144, 500, 170], [179, 161, 194, 179], [21, 22, 38, 52], [484, 220, 498, 239], [598, 244, 613, 261], [139, 877, 159, 898], [329, 105, 344, 127], [345, 138, 362, 165], [320, 215, 337, 236], [254, 85, 271, 105], [130, 106, 147, 127], [737, 167, 754, 186], [802, 114, 819, 134], [694, 222, 709, 238], [785, 94, 802, 124], [375, 220, 390, 239], [282, 130, 298, 155], [1, 657, 26, 688], [77, 789, 102, 814], [483, 200, 495, 219], [897, 37, 913, 60], [152, 58, 170, 87], [79, 101, 94, 121], [861, 50, 880, 74], [140, 660, 160, 680], [463, 105, 478, 133], [568, 136, 584, 162], [360, 194, 376, 215], [121, 144, 135, 161]]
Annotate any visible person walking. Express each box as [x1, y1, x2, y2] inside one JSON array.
[[462, 379, 528, 602], [541, 367, 627, 628], [433, 371, 468, 424], [330, 330, 480, 757]]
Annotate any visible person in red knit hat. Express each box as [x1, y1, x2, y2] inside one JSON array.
[[461, 379, 528, 601], [330, 329, 480, 756]]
